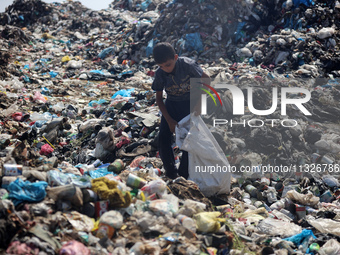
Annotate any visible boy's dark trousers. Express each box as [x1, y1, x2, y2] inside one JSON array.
[[159, 99, 190, 179]]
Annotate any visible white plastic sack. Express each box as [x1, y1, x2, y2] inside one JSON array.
[[179, 114, 231, 196], [175, 114, 191, 149], [318, 239, 340, 255], [307, 216, 340, 236]]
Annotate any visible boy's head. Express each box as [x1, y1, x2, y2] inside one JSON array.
[[153, 42, 178, 73]]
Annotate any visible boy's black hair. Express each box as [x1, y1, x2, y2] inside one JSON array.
[[152, 42, 176, 64]]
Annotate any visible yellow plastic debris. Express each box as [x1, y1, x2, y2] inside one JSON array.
[[62, 56, 71, 62]]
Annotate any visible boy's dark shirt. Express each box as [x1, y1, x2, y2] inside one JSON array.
[[152, 57, 203, 101]]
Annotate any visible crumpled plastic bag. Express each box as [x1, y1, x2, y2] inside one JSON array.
[[285, 190, 319, 207], [98, 47, 115, 59], [111, 88, 135, 99], [61, 56, 71, 62], [47, 170, 92, 188], [40, 143, 54, 155], [8, 178, 48, 206], [185, 32, 203, 52], [194, 211, 225, 233], [66, 60, 82, 69], [283, 229, 316, 246], [180, 114, 231, 196], [33, 91, 47, 103], [145, 195, 179, 216], [307, 216, 340, 236], [318, 239, 340, 255], [257, 218, 302, 238], [59, 240, 90, 255], [141, 179, 167, 197]]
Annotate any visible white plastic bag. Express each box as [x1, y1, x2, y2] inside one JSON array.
[[179, 114, 231, 196], [175, 114, 191, 148], [307, 216, 340, 236], [257, 218, 302, 237], [318, 239, 340, 255]]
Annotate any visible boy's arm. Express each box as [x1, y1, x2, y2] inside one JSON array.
[[156, 91, 178, 133]]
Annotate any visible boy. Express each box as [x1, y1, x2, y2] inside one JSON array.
[[152, 42, 210, 179]]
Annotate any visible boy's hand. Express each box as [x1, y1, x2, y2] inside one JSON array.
[[167, 119, 178, 133]]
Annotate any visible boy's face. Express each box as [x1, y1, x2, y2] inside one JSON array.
[[157, 54, 178, 73]]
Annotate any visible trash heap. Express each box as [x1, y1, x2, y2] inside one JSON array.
[[2, 0, 340, 254]]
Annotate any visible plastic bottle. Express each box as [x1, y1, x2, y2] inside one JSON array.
[[96, 211, 123, 239], [270, 198, 286, 211], [177, 214, 196, 232], [245, 184, 257, 198]]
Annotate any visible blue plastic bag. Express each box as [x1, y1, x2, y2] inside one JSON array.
[[185, 33, 203, 52], [49, 71, 58, 78], [111, 88, 135, 99], [88, 99, 107, 107], [146, 39, 154, 58], [293, 0, 314, 7], [88, 167, 111, 179], [140, 0, 152, 11], [283, 229, 316, 246], [90, 70, 105, 75], [8, 178, 48, 206], [98, 47, 115, 59]]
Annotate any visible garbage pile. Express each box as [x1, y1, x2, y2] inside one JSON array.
[[1, 0, 340, 254]]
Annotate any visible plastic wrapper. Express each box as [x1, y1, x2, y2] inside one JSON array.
[[257, 218, 302, 238]]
